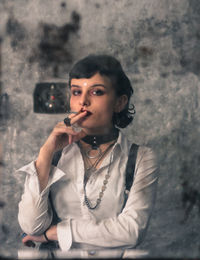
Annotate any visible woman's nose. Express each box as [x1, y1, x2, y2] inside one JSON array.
[[79, 93, 90, 106]]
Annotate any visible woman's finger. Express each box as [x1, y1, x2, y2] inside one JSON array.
[[53, 122, 80, 136], [66, 110, 87, 126], [22, 234, 45, 244], [68, 135, 72, 145]]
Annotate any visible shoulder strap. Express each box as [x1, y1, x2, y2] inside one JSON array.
[[52, 145, 138, 191], [125, 143, 139, 191], [51, 150, 63, 166], [51, 144, 138, 208], [49, 149, 63, 224]]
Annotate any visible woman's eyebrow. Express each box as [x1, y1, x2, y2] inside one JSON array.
[[71, 84, 107, 88], [92, 84, 107, 88]]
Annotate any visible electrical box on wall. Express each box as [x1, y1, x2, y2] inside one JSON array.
[[33, 82, 69, 113]]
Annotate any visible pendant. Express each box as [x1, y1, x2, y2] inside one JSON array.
[[86, 146, 102, 159]]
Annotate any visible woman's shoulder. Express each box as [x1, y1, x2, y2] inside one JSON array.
[[119, 132, 156, 159], [137, 145, 155, 156], [136, 145, 158, 171]]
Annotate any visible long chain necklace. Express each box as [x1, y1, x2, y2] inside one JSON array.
[[82, 141, 115, 184], [79, 129, 119, 210], [83, 147, 114, 210]]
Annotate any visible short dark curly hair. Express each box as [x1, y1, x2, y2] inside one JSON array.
[[69, 54, 135, 128]]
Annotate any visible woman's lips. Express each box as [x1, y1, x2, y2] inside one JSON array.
[[80, 108, 92, 116]]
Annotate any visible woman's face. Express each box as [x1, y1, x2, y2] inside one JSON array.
[[70, 73, 125, 135]]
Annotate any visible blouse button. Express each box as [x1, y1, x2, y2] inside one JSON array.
[[88, 250, 96, 256]]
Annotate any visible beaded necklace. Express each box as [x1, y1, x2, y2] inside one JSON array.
[[83, 146, 114, 210], [80, 131, 118, 210]]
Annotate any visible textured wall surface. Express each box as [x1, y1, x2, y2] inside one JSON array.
[[0, 0, 200, 258]]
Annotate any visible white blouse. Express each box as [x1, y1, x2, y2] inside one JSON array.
[[18, 131, 159, 251]]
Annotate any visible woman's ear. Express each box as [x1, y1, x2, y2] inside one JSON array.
[[114, 95, 128, 113]]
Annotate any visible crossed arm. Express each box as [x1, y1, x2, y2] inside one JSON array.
[[19, 147, 158, 250]]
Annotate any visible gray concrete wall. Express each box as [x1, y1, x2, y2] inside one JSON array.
[[0, 0, 200, 257]]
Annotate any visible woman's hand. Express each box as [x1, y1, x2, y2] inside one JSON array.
[[42, 110, 88, 154], [22, 225, 58, 247], [36, 110, 87, 192]]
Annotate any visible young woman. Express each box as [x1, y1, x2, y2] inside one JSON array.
[[18, 54, 158, 253]]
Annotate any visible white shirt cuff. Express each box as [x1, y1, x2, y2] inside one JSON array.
[[57, 219, 72, 251]]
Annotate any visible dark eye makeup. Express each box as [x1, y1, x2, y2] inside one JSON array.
[[71, 89, 82, 96], [90, 89, 105, 96], [71, 88, 105, 97]]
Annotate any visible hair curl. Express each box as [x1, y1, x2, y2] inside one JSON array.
[[69, 54, 135, 128]]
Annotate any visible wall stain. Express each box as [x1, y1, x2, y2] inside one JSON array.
[[6, 15, 27, 51], [144, 98, 153, 105], [180, 180, 200, 223], [172, 0, 200, 75], [29, 11, 81, 77], [60, 2, 66, 8], [137, 46, 154, 57], [112, 12, 200, 76], [95, 3, 100, 8]]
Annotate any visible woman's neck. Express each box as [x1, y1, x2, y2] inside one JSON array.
[[81, 128, 118, 145]]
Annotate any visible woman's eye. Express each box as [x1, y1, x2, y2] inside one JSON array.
[[72, 90, 81, 96], [91, 89, 104, 96]]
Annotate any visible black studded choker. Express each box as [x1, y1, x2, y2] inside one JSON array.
[[81, 128, 119, 150]]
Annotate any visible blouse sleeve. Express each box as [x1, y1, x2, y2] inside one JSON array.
[[58, 147, 159, 249], [18, 161, 65, 235]]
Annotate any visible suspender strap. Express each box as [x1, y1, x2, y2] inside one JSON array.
[[125, 143, 139, 191], [50, 150, 63, 224], [51, 144, 138, 211], [52, 150, 62, 166], [52, 144, 139, 191]]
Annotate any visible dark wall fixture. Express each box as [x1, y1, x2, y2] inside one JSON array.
[[33, 82, 69, 113]]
